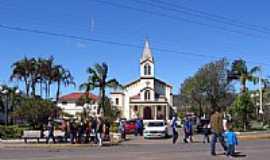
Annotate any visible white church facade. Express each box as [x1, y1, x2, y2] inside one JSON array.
[[111, 40, 173, 120]]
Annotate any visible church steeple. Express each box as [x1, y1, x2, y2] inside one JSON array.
[[140, 39, 155, 78], [140, 39, 154, 63]]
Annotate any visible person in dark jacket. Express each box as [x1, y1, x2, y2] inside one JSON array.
[[46, 117, 56, 144], [135, 118, 143, 136], [183, 117, 193, 143], [77, 121, 84, 144], [69, 119, 77, 144]]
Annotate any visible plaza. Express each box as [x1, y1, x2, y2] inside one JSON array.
[[0, 136, 269, 160]]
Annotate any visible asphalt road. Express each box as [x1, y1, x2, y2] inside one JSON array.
[[0, 136, 270, 160]]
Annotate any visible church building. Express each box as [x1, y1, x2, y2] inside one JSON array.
[[111, 40, 173, 120]]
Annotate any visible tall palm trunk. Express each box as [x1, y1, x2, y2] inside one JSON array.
[[24, 79, 30, 96], [31, 81, 36, 97], [97, 87, 105, 115], [56, 80, 61, 102]]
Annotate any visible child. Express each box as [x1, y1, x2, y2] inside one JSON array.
[[224, 124, 238, 157]]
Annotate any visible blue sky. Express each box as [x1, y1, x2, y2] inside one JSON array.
[[1, 0, 270, 96]]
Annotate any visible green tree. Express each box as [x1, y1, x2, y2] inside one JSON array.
[[180, 59, 234, 116], [13, 97, 57, 129], [231, 92, 254, 131], [80, 63, 122, 115]]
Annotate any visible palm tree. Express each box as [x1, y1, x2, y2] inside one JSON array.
[[10, 57, 33, 96], [54, 65, 75, 102], [228, 59, 261, 93], [80, 63, 122, 115]]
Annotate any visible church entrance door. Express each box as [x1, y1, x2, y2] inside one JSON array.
[[143, 106, 152, 119]]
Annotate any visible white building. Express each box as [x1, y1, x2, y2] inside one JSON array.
[[57, 92, 99, 116], [111, 40, 174, 120]]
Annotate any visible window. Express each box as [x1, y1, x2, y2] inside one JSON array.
[[61, 101, 67, 105], [144, 65, 148, 75], [115, 98, 119, 105], [144, 90, 151, 100], [144, 64, 151, 75], [147, 65, 151, 75]]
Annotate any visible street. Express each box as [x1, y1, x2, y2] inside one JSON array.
[[0, 136, 270, 160]]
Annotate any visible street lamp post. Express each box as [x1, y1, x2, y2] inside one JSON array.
[[0, 85, 20, 126], [1, 89, 9, 126]]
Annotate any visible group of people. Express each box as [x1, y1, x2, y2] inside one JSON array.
[[46, 116, 111, 146], [171, 108, 238, 157]]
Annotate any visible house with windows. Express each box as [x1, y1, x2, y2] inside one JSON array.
[[111, 40, 174, 120], [57, 92, 99, 116]]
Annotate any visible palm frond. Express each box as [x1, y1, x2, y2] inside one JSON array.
[[106, 79, 123, 89]]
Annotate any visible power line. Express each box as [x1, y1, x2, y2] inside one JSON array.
[[134, 0, 270, 35], [0, 23, 269, 67], [149, 0, 270, 33], [92, 0, 267, 39]]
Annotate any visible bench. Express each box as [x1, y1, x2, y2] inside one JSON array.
[[22, 130, 41, 143]]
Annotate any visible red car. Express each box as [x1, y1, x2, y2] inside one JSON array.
[[124, 120, 136, 134]]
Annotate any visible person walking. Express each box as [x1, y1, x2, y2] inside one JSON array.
[[135, 118, 144, 136], [224, 123, 238, 157], [171, 115, 178, 144], [46, 117, 56, 144], [69, 119, 77, 144], [96, 117, 104, 146], [90, 117, 98, 144], [210, 108, 227, 156], [84, 120, 90, 143], [183, 117, 193, 143], [61, 120, 69, 143], [119, 120, 126, 140], [202, 123, 210, 143], [104, 119, 111, 141], [77, 121, 84, 144]]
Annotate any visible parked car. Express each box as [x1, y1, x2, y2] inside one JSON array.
[[124, 119, 136, 134], [143, 120, 171, 139]]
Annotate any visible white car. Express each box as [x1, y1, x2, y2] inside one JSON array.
[[143, 120, 171, 139]]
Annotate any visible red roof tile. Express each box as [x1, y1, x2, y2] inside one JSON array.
[[130, 93, 140, 99], [59, 92, 98, 102]]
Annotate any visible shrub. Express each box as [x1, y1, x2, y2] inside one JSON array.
[[0, 125, 24, 139]]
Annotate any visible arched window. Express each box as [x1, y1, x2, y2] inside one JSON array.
[[144, 64, 148, 75], [147, 65, 151, 75], [144, 90, 151, 100], [144, 64, 151, 75]]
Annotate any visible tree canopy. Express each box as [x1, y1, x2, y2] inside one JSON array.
[[180, 58, 234, 116]]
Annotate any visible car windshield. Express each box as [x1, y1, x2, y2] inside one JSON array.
[[148, 122, 164, 127]]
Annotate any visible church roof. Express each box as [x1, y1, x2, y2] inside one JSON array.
[[140, 39, 154, 63], [59, 92, 98, 102], [124, 77, 172, 89]]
